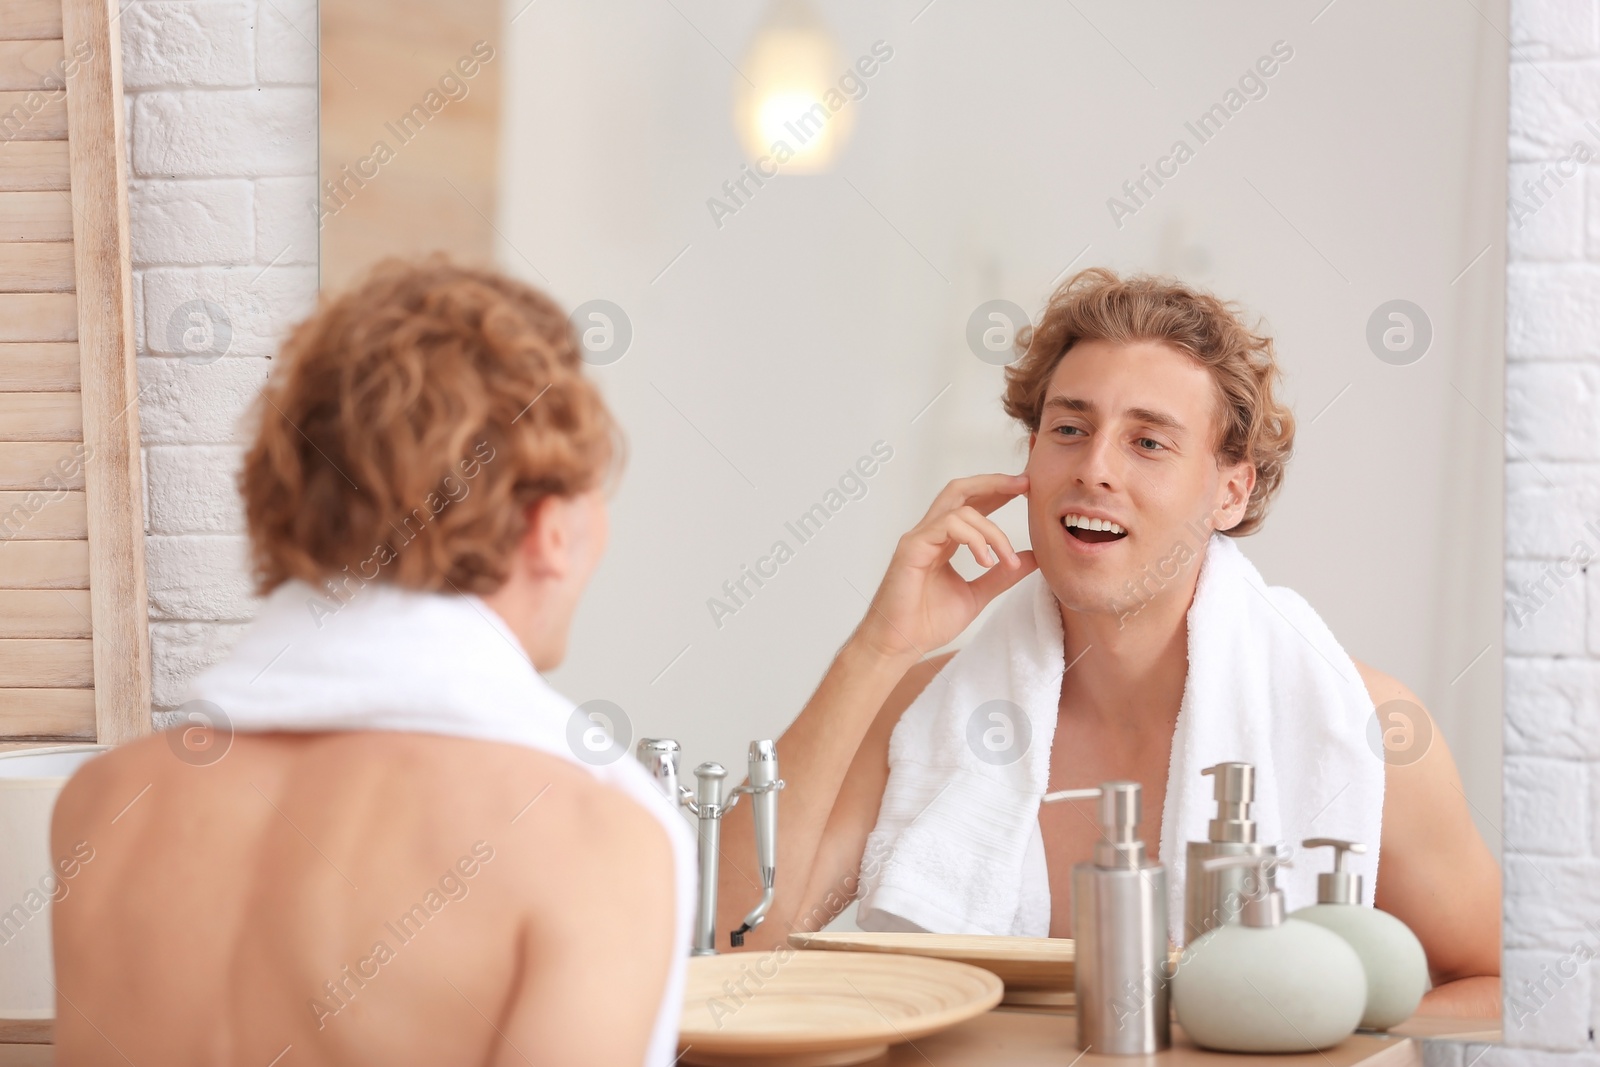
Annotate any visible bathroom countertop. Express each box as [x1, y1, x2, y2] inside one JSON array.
[[0, 1011, 1500, 1064], [866, 1009, 1503, 1067]]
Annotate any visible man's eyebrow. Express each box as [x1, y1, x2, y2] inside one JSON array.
[[1042, 395, 1189, 435], [1043, 395, 1094, 415], [1125, 406, 1188, 435]]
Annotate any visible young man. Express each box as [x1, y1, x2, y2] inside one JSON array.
[[51, 261, 694, 1066], [718, 268, 1501, 1017]]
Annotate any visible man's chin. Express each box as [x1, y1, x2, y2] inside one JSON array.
[[1036, 565, 1128, 622]]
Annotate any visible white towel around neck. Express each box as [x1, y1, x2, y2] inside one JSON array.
[[854, 532, 1382, 945], [183, 578, 696, 1067]]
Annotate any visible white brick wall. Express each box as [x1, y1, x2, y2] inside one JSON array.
[[122, 0, 317, 712], [119, 0, 1598, 1057], [1504, 0, 1600, 1058]]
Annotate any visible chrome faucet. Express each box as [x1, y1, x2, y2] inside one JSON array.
[[635, 738, 784, 955]]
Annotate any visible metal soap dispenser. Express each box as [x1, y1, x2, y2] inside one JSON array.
[[1289, 838, 1427, 1030], [635, 738, 784, 956], [1184, 761, 1271, 942], [1042, 780, 1170, 1054], [1172, 850, 1367, 1053]]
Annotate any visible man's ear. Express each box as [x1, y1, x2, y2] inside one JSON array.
[[1213, 462, 1257, 532], [520, 495, 574, 579]]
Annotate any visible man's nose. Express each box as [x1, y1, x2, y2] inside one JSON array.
[[1075, 433, 1119, 491]]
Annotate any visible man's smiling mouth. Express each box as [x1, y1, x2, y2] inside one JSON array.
[[1062, 513, 1129, 544]]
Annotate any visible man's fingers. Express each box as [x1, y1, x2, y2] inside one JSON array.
[[967, 548, 1039, 609], [953, 506, 1021, 566], [923, 473, 1028, 522], [940, 516, 1000, 569], [908, 508, 1026, 573]]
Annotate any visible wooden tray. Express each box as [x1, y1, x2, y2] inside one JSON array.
[[678, 950, 1003, 1067], [788, 931, 1075, 994]]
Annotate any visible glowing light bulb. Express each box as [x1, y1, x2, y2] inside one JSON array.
[[734, 0, 851, 175]]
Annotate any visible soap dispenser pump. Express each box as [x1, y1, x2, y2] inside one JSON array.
[[1172, 850, 1367, 1053], [1042, 780, 1169, 1055], [1185, 761, 1270, 942], [1289, 838, 1428, 1030]]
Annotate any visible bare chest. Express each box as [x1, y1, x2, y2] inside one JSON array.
[[1037, 716, 1174, 938]]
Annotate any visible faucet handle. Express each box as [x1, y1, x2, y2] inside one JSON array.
[[731, 740, 783, 948], [635, 738, 683, 807]]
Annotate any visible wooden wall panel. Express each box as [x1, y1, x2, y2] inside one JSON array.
[[0, 344, 80, 390], [0, 443, 86, 490], [0, 541, 89, 588], [320, 0, 501, 290], [0, 0, 148, 745], [0, 142, 69, 190], [0, 294, 76, 341], [0, 393, 81, 439], [0, 193, 72, 240], [59, 0, 149, 743], [0, 242, 74, 290], [0, 640, 92, 687], [0, 90, 66, 139], [0, 688, 93, 735], [0, 590, 90, 637], [0, 490, 86, 538], [0, 40, 65, 90], [0, 0, 62, 40]]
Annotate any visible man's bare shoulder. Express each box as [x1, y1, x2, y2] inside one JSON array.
[[1349, 658, 1446, 781], [1349, 656, 1491, 889], [1351, 657, 1421, 709]]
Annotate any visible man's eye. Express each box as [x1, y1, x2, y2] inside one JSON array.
[[1056, 425, 1085, 437], [1137, 437, 1164, 450]]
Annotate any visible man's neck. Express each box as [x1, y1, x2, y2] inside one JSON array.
[[1056, 558, 1201, 732], [479, 575, 566, 671]]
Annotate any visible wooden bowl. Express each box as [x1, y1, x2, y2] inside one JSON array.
[[787, 931, 1075, 993], [678, 949, 1004, 1067]]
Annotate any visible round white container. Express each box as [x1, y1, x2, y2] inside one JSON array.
[[0, 745, 108, 1018]]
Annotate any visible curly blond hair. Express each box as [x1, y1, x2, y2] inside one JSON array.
[[1002, 267, 1294, 537], [240, 257, 620, 596]]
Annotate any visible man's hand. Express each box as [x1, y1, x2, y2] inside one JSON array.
[[854, 473, 1039, 661], [715, 474, 1036, 949]]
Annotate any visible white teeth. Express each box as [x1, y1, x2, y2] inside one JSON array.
[[1063, 514, 1126, 536]]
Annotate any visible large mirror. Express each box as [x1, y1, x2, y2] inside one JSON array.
[[318, 0, 1505, 960]]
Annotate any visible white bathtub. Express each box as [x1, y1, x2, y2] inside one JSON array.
[[0, 744, 109, 1019]]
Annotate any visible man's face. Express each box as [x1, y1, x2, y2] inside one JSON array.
[[1024, 338, 1253, 620]]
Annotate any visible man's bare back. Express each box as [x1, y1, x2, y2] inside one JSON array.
[[52, 731, 678, 1067]]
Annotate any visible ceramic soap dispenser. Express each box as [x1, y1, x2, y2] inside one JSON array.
[[1289, 838, 1428, 1030], [1172, 850, 1366, 1053]]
